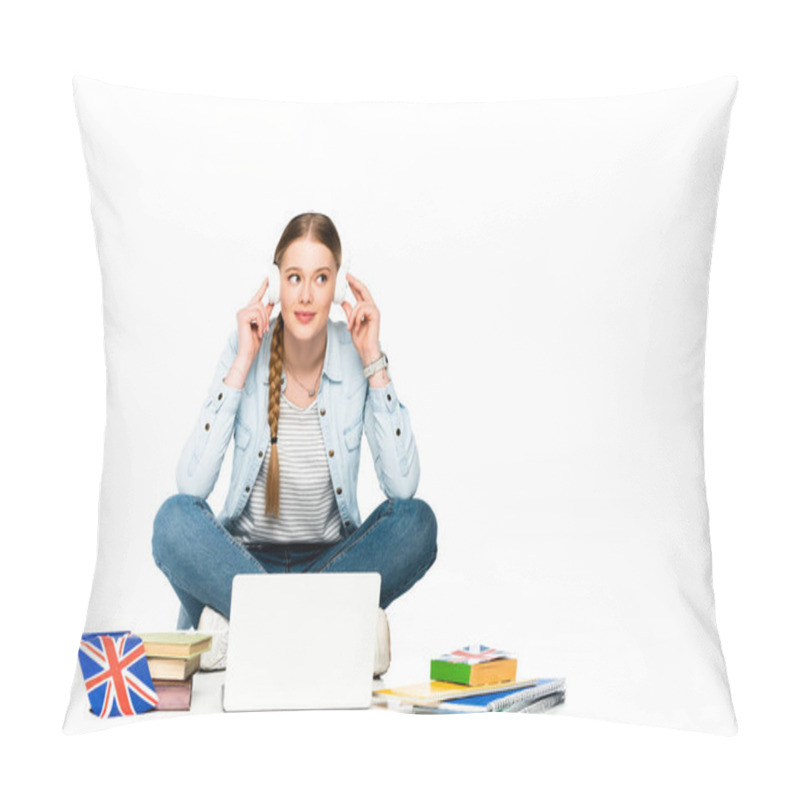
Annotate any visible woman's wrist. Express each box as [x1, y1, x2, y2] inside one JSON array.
[[363, 349, 389, 387], [223, 357, 252, 389], [361, 349, 382, 367], [367, 367, 390, 388]]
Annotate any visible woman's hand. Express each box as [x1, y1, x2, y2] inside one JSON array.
[[342, 273, 381, 365], [235, 275, 275, 366]]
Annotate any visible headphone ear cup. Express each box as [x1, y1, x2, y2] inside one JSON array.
[[266, 263, 281, 305], [334, 264, 348, 305]]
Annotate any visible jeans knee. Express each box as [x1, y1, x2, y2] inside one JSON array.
[[152, 493, 195, 568], [418, 499, 438, 563], [395, 497, 438, 565]]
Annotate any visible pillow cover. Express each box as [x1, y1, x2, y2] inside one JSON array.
[[64, 75, 738, 734]]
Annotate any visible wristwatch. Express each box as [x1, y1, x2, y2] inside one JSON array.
[[363, 351, 389, 379]]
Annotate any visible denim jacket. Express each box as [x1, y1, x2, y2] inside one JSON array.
[[175, 316, 420, 535]]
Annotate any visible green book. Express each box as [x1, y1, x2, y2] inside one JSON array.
[[136, 632, 212, 658], [430, 645, 517, 686]]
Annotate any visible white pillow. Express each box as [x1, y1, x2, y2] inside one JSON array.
[[64, 75, 738, 734]]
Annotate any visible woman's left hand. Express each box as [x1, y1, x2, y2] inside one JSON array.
[[342, 273, 381, 365]]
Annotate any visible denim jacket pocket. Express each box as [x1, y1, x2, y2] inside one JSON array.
[[343, 419, 364, 451], [234, 420, 252, 450]]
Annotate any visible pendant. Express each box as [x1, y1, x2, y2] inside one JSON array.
[[308, 388, 316, 397]]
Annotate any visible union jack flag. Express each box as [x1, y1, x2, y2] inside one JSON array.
[[437, 644, 512, 665], [78, 631, 159, 717]]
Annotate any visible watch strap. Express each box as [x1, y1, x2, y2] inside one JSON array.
[[363, 351, 389, 379]]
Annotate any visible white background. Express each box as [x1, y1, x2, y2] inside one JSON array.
[[2, 0, 798, 796]]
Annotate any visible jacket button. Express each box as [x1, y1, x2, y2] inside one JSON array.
[[258, 451, 263, 458], [345, 521, 351, 527], [205, 423, 210, 431], [320, 408, 326, 416], [329, 450, 334, 457], [218, 392, 223, 400], [245, 486, 250, 492], [387, 394, 392, 401], [336, 487, 342, 495], [396, 428, 401, 436]]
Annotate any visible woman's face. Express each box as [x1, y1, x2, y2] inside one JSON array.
[[279, 238, 337, 345]]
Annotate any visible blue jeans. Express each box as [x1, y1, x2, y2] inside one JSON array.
[[152, 493, 438, 629]]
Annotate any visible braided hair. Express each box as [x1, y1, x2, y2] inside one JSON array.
[[264, 313, 285, 516]]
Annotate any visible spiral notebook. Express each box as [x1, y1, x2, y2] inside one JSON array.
[[426, 678, 567, 713]]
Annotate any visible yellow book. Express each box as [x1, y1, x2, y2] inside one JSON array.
[[147, 653, 202, 681], [136, 632, 212, 659], [374, 677, 541, 707]]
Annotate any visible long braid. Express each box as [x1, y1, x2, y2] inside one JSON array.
[[265, 314, 284, 516]]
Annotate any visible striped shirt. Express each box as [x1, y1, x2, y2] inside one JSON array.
[[226, 391, 343, 545]]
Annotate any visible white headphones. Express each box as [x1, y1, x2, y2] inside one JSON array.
[[266, 261, 349, 306]]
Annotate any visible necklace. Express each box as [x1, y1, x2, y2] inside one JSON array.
[[284, 360, 323, 397]]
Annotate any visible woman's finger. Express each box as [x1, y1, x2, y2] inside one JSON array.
[[346, 300, 364, 331], [246, 301, 267, 338], [251, 275, 270, 304], [354, 302, 375, 337], [341, 300, 353, 328], [348, 300, 368, 332], [346, 273, 366, 303], [260, 303, 273, 339], [347, 273, 374, 305]]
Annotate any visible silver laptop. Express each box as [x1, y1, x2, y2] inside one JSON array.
[[222, 572, 381, 711]]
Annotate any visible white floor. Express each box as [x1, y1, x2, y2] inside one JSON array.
[[62, 662, 413, 735]]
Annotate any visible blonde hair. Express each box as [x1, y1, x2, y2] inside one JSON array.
[[264, 212, 343, 517]]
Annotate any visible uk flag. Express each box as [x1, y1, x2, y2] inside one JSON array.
[[78, 631, 159, 717], [438, 644, 512, 665]]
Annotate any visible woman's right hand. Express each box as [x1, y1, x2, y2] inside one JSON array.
[[235, 275, 275, 366]]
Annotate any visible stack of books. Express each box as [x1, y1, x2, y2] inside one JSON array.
[[135, 632, 212, 711], [374, 644, 566, 714]]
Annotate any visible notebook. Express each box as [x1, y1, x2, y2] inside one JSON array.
[[222, 572, 381, 711], [430, 678, 567, 713]]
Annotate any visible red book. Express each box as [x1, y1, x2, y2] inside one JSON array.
[[152, 677, 193, 711]]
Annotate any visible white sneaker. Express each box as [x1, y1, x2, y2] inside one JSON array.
[[374, 607, 391, 678], [198, 605, 230, 671]]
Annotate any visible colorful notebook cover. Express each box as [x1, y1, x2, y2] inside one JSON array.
[[78, 631, 159, 717], [431, 678, 566, 712], [413, 691, 566, 715]]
